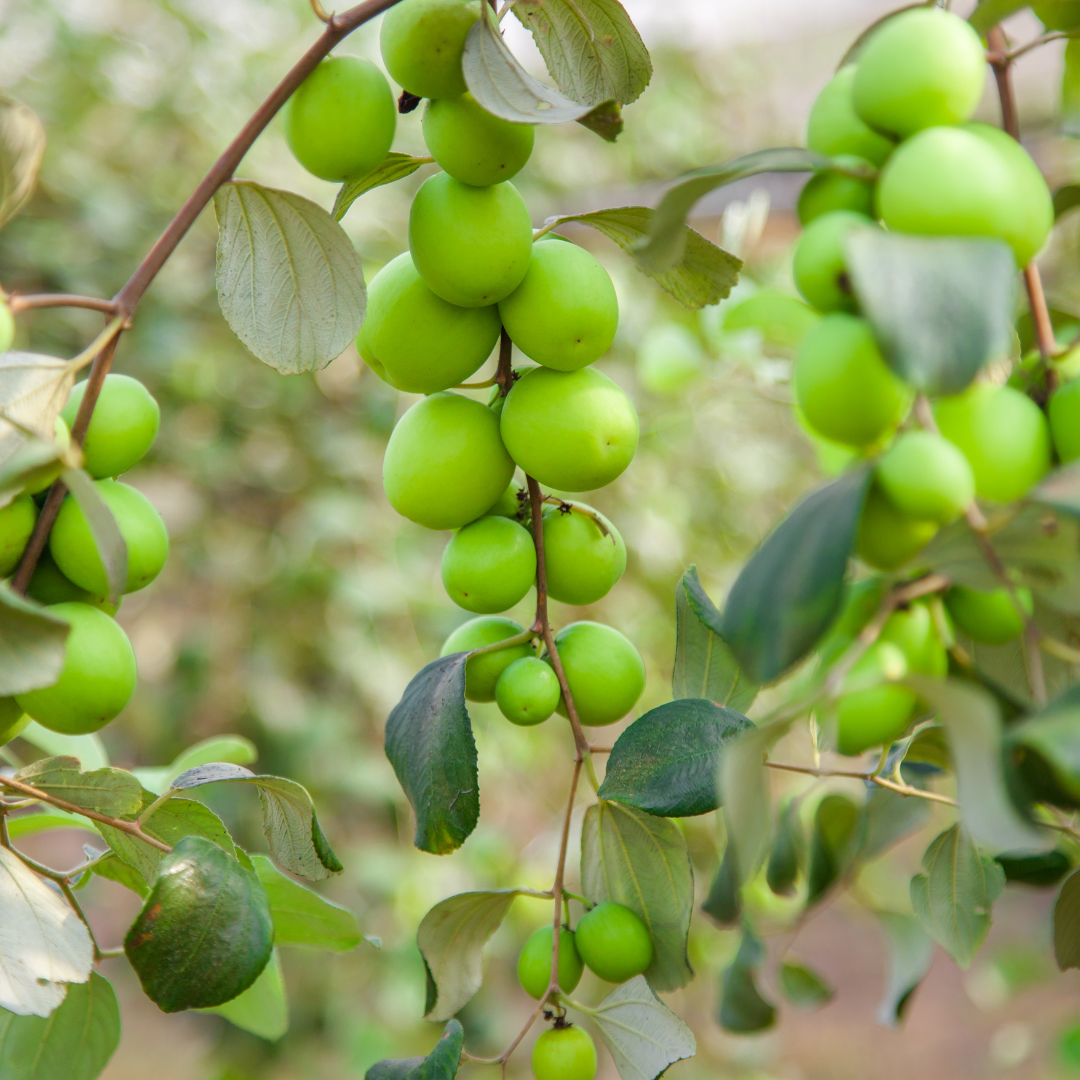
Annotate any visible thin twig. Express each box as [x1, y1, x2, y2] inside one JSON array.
[[8, 294, 120, 316], [764, 760, 958, 808], [1006, 30, 1077, 62]]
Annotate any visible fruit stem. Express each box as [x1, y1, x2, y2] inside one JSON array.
[[8, 293, 120, 316], [495, 329, 514, 397]]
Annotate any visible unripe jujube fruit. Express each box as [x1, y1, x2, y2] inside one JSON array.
[[834, 641, 916, 756], [380, 0, 479, 100], [282, 56, 395, 182], [409, 174, 533, 307], [880, 602, 947, 678], [496, 656, 562, 726], [498, 240, 619, 372], [383, 393, 514, 530], [357, 253, 501, 393], [532, 1026, 597, 1080], [792, 210, 875, 314], [423, 93, 534, 186], [1049, 379, 1080, 463], [517, 926, 583, 998], [485, 482, 526, 520], [50, 480, 169, 596], [636, 323, 703, 395], [857, 484, 938, 572], [441, 515, 536, 613], [552, 621, 644, 726], [945, 585, 1032, 645], [574, 902, 653, 982], [441, 616, 535, 701], [63, 374, 160, 480], [807, 65, 894, 166], [26, 550, 116, 614], [876, 430, 975, 524], [542, 502, 625, 606], [0, 494, 37, 577], [721, 291, 820, 353], [500, 367, 638, 492], [15, 602, 137, 734], [797, 171, 875, 225]]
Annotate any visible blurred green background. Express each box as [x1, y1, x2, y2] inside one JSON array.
[[2, 0, 1079, 1077]]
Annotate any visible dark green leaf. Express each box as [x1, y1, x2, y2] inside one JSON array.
[[860, 787, 931, 862], [721, 467, 872, 683], [201, 949, 287, 1041], [1054, 184, 1080, 220], [385, 653, 478, 856], [334, 153, 434, 221], [1064, 40, 1080, 138], [845, 231, 1016, 395], [997, 848, 1072, 887], [15, 756, 141, 818], [1010, 703, 1080, 807], [1055, 869, 1080, 969], [718, 931, 775, 1033], [876, 912, 934, 1027], [367, 1020, 464, 1080], [0, 585, 69, 698], [91, 852, 149, 897], [701, 844, 740, 925], [125, 836, 273, 1012], [0, 96, 45, 233], [59, 467, 126, 606], [766, 800, 804, 896], [251, 855, 362, 951], [969, 0, 1031, 34], [778, 962, 834, 1009], [807, 794, 864, 905], [597, 698, 752, 816]]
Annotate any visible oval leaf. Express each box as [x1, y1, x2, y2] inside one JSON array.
[[15, 756, 141, 819], [876, 912, 934, 1028], [201, 949, 288, 1041], [1055, 869, 1080, 971], [778, 961, 834, 1009], [251, 855, 362, 951], [701, 844, 740, 926], [334, 153, 434, 221], [367, 1019, 464, 1080], [806, 794, 864, 905], [0, 586, 69, 698], [718, 930, 775, 1033], [0, 96, 45, 233], [765, 800, 804, 897]]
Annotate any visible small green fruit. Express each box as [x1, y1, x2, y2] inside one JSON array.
[[945, 585, 1031, 645], [542, 502, 625, 606], [441, 516, 536, 613], [792, 209, 875, 314], [1049, 379, 1080, 463], [797, 171, 875, 225], [517, 926, 583, 998], [63, 374, 160, 480], [552, 621, 644, 727], [441, 615, 535, 702], [834, 641, 916, 756], [26, 550, 116, 614], [485, 482, 526, 520], [423, 93, 534, 186], [807, 65, 894, 166], [720, 291, 820, 353], [635, 324, 703, 395], [876, 430, 976, 524], [496, 656, 562, 726], [380, 0, 479, 100], [0, 494, 37, 577], [574, 902, 653, 983], [880, 602, 947, 678], [532, 1026, 597, 1080], [857, 484, 938, 571]]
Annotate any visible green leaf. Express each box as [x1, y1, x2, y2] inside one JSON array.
[[19, 722, 108, 770], [718, 930, 776, 1033], [1054, 184, 1080, 220], [366, 1020, 464, 1080], [201, 948, 288, 1041], [876, 912, 934, 1027], [133, 734, 258, 795], [0, 586, 69, 698], [673, 567, 758, 710], [845, 230, 1016, 396], [969, 0, 1031, 34], [778, 962, 834, 1009], [701, 844, 740, 926], [1009, 703, 1080, 807], [385, 653, 478, 856], [766, 800, 804, 896], [580, 801, 694, 992], [15, 756, 141, 818], [59, 467, 127, 606], [6, 808, 98, 841], [0, 435, 63, 508], [251, 855, 362, 951], [0, 96, 45, 234], [1055, 869, 1080, 969], [512, 0, 652, 108], [90, 852, 149, 897], [213, 180, 366, 375], [597, 699, 752, 817], [806, 794, 864, 905], [719, 723, 777, 885], [910, 824, 1005, 968], [1064, 39, 1080, 138], [334, 153, 434, 221], [418, 890, 521, 1021], [996, 848, 1072, 887], [860, 787, 931, 862], [125, 836, 273, 1012], [721, 467, 872, 683], [584, 975, 696, 1080], [0, 972, 119, 1080], [0, 351, 79, 474]]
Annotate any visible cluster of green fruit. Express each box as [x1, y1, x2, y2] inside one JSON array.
[[0, 374, 165, 738]]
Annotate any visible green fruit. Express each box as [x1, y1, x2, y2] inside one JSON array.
[[282, 56, 395, 181], [500, 367, 638, 492], [945, 585, 1032, 645], [532, 1026, 597, 1080], [423, 93, 534, 186], [485, 482, 526, 519], [1050, 379, 1080, 462], [636, 324, 703, 395], [383, 392, 515, 530], [0, 300, 14, 352], [817, 576, 887, 668], [793, 314, 909, 447], [26, 550, 118, 615], [409, 173, 533, 307], [499, 240, 619, 372], [50, 480, 169, 596], [542, 502, 625, 605], [441, 615, 535, 702], [797, 171, 875, 225], [0, 699, 28, 745], [792, 210, 875, 314], [517, 926, 584, 997], [63, 374, 160, 480], [834, 641, 916, 756], [441, 515, 536, 613], [496, 656, 562, 726], [0, 494, 36, 577], [934, 383, 1051, 503], [720, 291, 820, 353], [1033, 1, 1080, 30], [380, 0, 479, 100], [880, 602, 947, 678], [807, 65, 894, 166], [574, 902, 653, 982], [857, 484, 938, 571], [852, 8, 987, 137], [357, 253, 501, 393], [15, 602, 137, 734], [875, 124, 1053, 267], [876, 430, 975, 524], [552, 621, 644, 726]]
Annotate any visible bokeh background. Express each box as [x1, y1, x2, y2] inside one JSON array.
[[0, 0, 1078, 1076]]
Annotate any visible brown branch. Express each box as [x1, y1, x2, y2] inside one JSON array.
[[764, 760, 958, 808], [8, 294, 121, 317], [496, 329, 514, 397]]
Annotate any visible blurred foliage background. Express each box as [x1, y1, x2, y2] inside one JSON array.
[[1, 0, 1079, 1077]]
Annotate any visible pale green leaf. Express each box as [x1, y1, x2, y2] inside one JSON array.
[[334, 154, 434, 221], [251, 855, 362, 951], [0, 586, 69, 698], [201, 948, 288, 1041], [15, 756, 141, 819]]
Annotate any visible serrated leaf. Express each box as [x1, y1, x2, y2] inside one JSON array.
[[367, 1020, 463, 1080], [0, 972, 119, 1080], [19, 722, 108, 770], [0, 586, 69, 698], [580, 801, 694, 991], [910, 825, 1005, 968], [701, 844, 740, 925], [0, 847, 93, 1016], [90, 853, 149, 897], [778, 962, 834, 1009], [251, 855, 361, 951], [0, 352, 79, 472], [1055, 869, 1080, 970], [15, 756, 141, 818], [997, 848, 1072, 887], [597, 699, 751, 816], [860, 787, 931, 862], [718, 930, 775, 1033], [0, 96, 45, 233], [133, 733, 258, 796], [334, 154, 434, 221], [58, 468, 127, 606], [673, 566, 758, 710], [385, 653, 478, 856], [876, 912, 934, 1027], [213, 180, 366, 375], [201, 948, 287, 1041], [766, 800, 804, 896], [721, 467, 872, 683], [806, 794, 864, 905]]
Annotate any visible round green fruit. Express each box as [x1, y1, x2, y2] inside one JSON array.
[[0, 699, 28, 746], [792, 210, 875, 314], [880, 602, 947, 678], [574, 902, 653, 983], [1050, 379, 1080, 463], [934, 383, 1051, 503], [807, 65, 894, 166], [409, 173, 533, 307], [63, 374, 160, 480], [542, 502, 625, 606], [852, 8, 987, 137], [500, 367, 638, 492], [876, 430, 975, 524], [857, 484, 938, 571], [552, 621, 644, 726], [383, 393, 514, 530], [25, 550, 116, 614], [721, 291, 820, 353], [380, 0, 479, 100], [50, 480, 169, 596], [834, 641, 916, 756], [0, 300, 14, 352], [532, 1026, 596, 1080], [797, 171, 875, 225], [441, 615, 535, 702], [496, 656, 562, 726], [485, 482, 525, 520], [441, 515, 536, 613], [499, 240, 619, 372], [517, 926, 584, 998], [945, 585, 1031, 645], [357, 253, 501, 393], [15, 602, 137, 734], [0, 494, 36, 577], [817, 576, 887, 668], [793, 314, 909, 447], [636, 324, 703, 395], [423, 93, 534, 186]]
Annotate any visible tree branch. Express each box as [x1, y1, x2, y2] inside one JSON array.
[[8, 294, 120, 316]]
